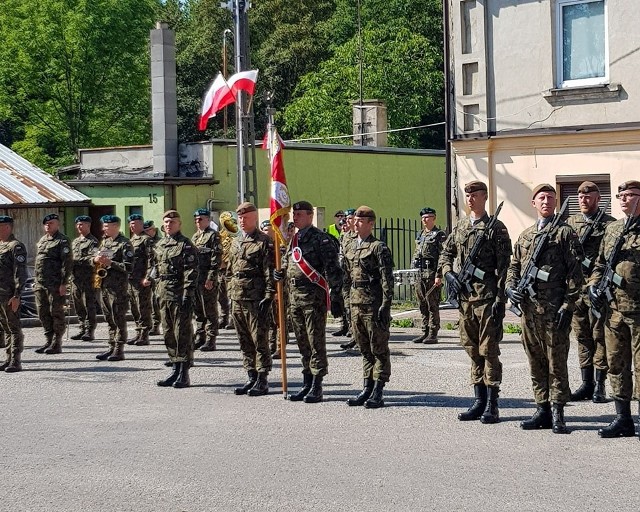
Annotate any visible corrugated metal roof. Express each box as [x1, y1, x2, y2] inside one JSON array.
[[0, 143, 90, 206]]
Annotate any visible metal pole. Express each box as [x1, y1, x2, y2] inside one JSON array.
[[222, 28, 232, 138], [234, 0, 246, 204], [357, 0, 366, 146]]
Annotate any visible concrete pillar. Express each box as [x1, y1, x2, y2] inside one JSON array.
[[352, 100, 388, 147]]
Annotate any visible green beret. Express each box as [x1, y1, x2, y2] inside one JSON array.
[[464, 181, 487, 194], [127, 214, 143, 222], [420, 207, 436, 216], [236, 202, 257, 215], [143, 220, 154, 229], [618, 180, 640, 193], [43, 213, 59, 224], [334, 210, 345, 216], [260, 220, 271, 229], [293, 201, 313, 212], [344, 208, 356, 216], [532, 183, 556, 199], [193, 208, 210, 218], [0, 215, 13, 224], [74, 215, 92, 223], [100, 214, 121, 224], [355, 205, 376, 220]]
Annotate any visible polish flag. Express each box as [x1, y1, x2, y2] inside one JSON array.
[[266, 124, 290, 247], [198, 70, 259, 131]]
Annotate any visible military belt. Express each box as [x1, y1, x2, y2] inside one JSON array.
[[290, 277, 315, 288], [536, 281, 564, 290], [159, 274, 181, 281], [234, 271, 260, 278], [352, 279, 379, 289]]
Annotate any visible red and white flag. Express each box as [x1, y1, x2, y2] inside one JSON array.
[[198, 69, 259, 131], [266, 124, 290, 247]]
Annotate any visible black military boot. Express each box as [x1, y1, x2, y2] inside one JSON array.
[[332, 325, 349, 337], [347, 378, 374, 406], [126, 331, 141, 345], [4, 354, 22, 373], [234, 370, 258, 395], [570, 365, 595, 401], [248, 372, 269, 396], [149, 323, 161, 336], [173, 362, 191, 388], [340, 340, 357, 350], [200, 336, 217, 352], [458, 384, 487, 421], [218, 314, 229, 329], [107, 343, 125, 361], [0, 359, 9, 371], [44, 335, 63, 355], [303, 375, 324, 404], [411, 333, 428, 343], [96, 345, 115, 361], [70, 328, 86, 341], [598, 400, 636, 438], [423, 328, 439, 345], [157, 363, 181, 387], [552, 403, 569, 434], [480, 386, 500, 424], [289, 373, 313, 402], [135, 331, 150, 346], [81, 328, 95, 342], [592, 369, 607, 403], [364, 380, 386, 409], [520, 402, 553, 430], [193, 332, 206, 350], [35, 336, 53, 354]]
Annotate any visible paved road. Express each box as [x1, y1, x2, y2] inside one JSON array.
[[1, 321, 639, 511]]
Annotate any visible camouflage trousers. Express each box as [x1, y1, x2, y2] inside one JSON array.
[[416, 276, 441, 333], [521, 302, 571, 405], [159, 295, 193, 363], [34, 286, 67, 337], [218, 276, 230, 319], [128, 281, 153, 335], [232, 300, 272, 373], [571, 293, 607, 370], [0, 295, 23, 362], [459, 299, 502, 387], [152, 289, 161, 329], [351, 303, 391, 382], [604, 309, 640, 401], [71, 278, 97, 333], [101, 285, 129, 344], [290, 299, 328, 377], [194, 281, 219, 341]]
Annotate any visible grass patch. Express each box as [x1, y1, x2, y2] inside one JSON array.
[[443, 322, 458, 330], [390, 318, 415, 328], [503, 322, 522, 334]]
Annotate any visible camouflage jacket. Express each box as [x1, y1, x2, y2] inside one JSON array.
[[506, 221, 583, 312], [589, 216, 640, 313], [226, 229, 275, 302], [191, 227, 223, 284], [71, 234, 98, 282], [342, 234, 394, 307], [35, 231, 73, 289], [149, 232, 198, 299], [98, 233, 133, 290], [567, 209, 616, 280], [0, 234, 28, 298], [412, 227, 446, 278], [439, 214, 512, 302], [282, 225, 343, 306], [129, 232, 154, 283]]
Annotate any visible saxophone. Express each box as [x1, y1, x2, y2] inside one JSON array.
[[92, 242, 113, 289], [219, 211, 239, 268]]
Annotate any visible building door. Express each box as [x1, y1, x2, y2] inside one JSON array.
[[88, 205, 115, 239]]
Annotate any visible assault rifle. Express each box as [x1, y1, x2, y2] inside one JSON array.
[[580, 197, 611, 272], [448, 201, 504, 308], [508, 197, 569, 317], [590, 214, 634, 319]]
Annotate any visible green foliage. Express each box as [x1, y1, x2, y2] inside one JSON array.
[[443, 322, 457, 331], [390, 318, 414, 328], [0, 0, 158, 169], [503, 323, 522, 334]]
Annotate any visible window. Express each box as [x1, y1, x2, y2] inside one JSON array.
[[556, 0, 608, 88], [558, 175, 611, 218]]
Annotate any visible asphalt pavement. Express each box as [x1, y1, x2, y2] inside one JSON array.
[[1, 319, 639, 511]]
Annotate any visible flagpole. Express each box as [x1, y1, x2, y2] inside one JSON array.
[[268, 106, 289, 398]]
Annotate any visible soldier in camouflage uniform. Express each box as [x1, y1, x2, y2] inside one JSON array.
[[227, 202, 275, 397], [589, 180, 640, 438], [126, 214, 154, 346], [144, 220, 162, 335], [566, 181, 616, 403], [94, 215, 134, 362], [147, 210, 198, 389], [0, 216, 27, 373], [439, 181, 512, 424], [260, 220, 280, 357], [338, 208, 358, 349], [412, 207, 446, 344], [506, 184, 583, 434], [70, 215, 99, 342], [34, 213, 73, 355], [192, 208, 223, 352], [274, 201, 343, 403], [343, 206, 394, 409]]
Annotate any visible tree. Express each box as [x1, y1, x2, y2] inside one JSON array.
[[0, 0, 159, 170]]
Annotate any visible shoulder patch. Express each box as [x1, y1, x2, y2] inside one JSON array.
[[16, 255, 26, 263], [126, 251, 134, 257], [63, 247, 70, 254]]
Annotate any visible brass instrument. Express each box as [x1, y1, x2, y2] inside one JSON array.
[[92, 246, 113, 289], [219, 211, 239, 268]]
